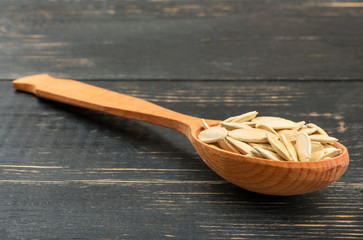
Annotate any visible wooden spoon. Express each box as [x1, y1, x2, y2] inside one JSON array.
[[13, 74, 349, 196]]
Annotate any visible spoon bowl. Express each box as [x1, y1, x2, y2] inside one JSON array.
[[13, 74, 349, 195], [192, 126, 348, 195]]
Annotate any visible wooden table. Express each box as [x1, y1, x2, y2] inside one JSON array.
[[0, 1, 362, 239]]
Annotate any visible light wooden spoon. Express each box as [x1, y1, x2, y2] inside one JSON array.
[[13, 74, 349, 196]]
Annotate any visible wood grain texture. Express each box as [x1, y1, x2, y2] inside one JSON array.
[[0, 0, 363, 80], [12, 74, 200, 134], [1, 0, 362, 238], [1, 80, 362, 239]]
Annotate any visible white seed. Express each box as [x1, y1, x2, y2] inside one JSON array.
[[230, 111, 258, 123], [311, 141, 323, 152], [293, 121, 306, 130], [218, 138, 240, 153], [289, 138, 297, 144], [256, 123, 279, 136], [226, 137, 259, 156], [306, 123, 329, 136], [310, 150, 325, 161], [198, 112, 341, 162], [255, 147, 285, 161], [250, 151, 264, 158], [280, 134, 298, 162], [299, 127, 317, 135], [220, 122, 253, 130], [202, 119, 210, 129], [241, 122, 257, 127], [278, 129, 299, 140], [266, 133, 292, 161], [322, 147, 342, 158], [249, 143, 275, 152], [309, 134, 338, 144], [228, 128, 271, 143], [198, 126, 227, 143], [252, 116, 299, 130], [295, 132, 312, 161], [223, 116, 237, 123]]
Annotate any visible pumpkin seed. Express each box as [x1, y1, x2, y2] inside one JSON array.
[[229, 111, 258, 123], [310, 150, 325, 161], [198, 111, 342, 161], [266, 133, 292, 161], [295, 132, 312, 161], [293, 121, 306, 130], [249, 143, 275, 152], [252, 116, 298, 130], [199, 126, 227, 143], [306, 123, 329, 136], [228, 128, 271, 143], [299, 127, 317, 135], [220, 122, 253, 130], [322, 147, 342, 158], [309, 134, 338, 144], [280, 134, 298, 162], [218, 138, 240, 153], [255, 147, 285, 161], [278, 129, 299, 141], [256, 123, 279, 136], [311, 141, 323, 152], [226, 137, 260, 156], [202, 119, 210, 129]]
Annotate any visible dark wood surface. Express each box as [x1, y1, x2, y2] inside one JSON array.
[[1, 80, 362, 239], [1, 0, 363, 80], [0, 0, 362, 239]]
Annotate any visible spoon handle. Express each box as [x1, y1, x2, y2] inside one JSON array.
[[13, 74, 201, 135]]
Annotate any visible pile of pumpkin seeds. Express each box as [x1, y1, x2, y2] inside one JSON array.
[[198, 111, 342, 161]]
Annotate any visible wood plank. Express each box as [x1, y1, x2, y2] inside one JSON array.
[[0, 80, 362, 239], [0, 0, 362, 80]]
